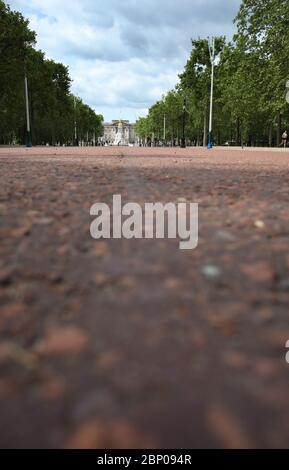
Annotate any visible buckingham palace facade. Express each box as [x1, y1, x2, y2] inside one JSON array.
[[100, 120, 137, 146]]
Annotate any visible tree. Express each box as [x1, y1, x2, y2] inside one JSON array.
[[0, 1, 103, 146], [0, 0, 35, 143], [137, 1, 289, 147], [234, 0, 289, 145], [179, 37, 226, 146]]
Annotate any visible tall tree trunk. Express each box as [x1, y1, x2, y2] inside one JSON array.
[[236, 117, 241, 146], [276, 112, 282, 147], [269, 123, 272, 147], [203, 104, 208, 147]]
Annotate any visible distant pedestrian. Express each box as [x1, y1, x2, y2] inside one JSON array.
[[281, 131, 288, 148]]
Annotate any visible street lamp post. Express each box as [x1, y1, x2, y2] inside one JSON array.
[[180, 98, 186, 148], [208, 37, 215, 150], [163, 114, 166, 144], [24, 70, 32, 147], [74, 96, 78, 146]]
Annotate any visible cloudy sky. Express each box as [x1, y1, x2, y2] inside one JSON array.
[[8, 0, 241, 122]]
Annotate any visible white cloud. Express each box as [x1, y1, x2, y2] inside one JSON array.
[[8, 0, 241, 121]]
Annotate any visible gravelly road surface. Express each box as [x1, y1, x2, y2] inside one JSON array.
[[0, 146, 289, 449]]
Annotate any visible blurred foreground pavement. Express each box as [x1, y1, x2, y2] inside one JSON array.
[[0, 146, 289, 449]]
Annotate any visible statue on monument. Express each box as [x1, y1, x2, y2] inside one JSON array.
[[113, 120, 127, 146]]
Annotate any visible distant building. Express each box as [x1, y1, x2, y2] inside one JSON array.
[[100, 120, 137, 145]]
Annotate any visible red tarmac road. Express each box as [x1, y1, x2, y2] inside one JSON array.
[[0, 146, 289, 448]]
